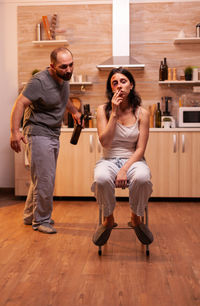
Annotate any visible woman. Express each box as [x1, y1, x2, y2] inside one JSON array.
[[92, 67, 153, 246]]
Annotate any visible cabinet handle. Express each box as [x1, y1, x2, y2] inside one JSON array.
[[89, 135, 94, 153], [182, 134, 185, 153], [173, 134, 177, 153], [97, 138, 101, 153]]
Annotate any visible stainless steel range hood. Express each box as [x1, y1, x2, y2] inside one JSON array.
[[97, 0, 145, 70]]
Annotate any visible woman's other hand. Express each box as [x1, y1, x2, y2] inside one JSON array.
[[115, 168, 129, 189]]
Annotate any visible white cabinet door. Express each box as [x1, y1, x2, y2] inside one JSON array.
[[54, 131, 96, 196], [145, 132, 179, 197], [179, 132, 200, 197]]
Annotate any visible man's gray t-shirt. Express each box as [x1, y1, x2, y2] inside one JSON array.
[[22, 69, 69, 138]]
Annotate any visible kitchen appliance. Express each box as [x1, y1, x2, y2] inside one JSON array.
[[96, 0, 145, 70], [178, 107, 200, 127], [162, 96, 172, 116], [161, 116, 176, 128]]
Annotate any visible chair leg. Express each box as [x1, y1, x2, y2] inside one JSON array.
[[98, 205, 103, 256], [145, 206, 150, 256]]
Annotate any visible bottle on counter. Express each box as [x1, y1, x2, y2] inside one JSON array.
[[92, 109, 97, 128], [173, 68, 177, 81], [155, 102, 162, 128], [159, 60, 164, 81], [161, 96, 164, 114], [168, 68, 172, 81], [68, 113, 74, 128], [163, 57, 168, 81], [83, 104, 92, 128], [163, 96, 171, 116], [36, 23, 41, 41]]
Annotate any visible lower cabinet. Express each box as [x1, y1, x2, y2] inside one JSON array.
[[14, 130, 200, 197], [14, 130, 102, 197], [178, 132, 200, 197], [14, 144, 31, 196], [54, 131, 97, 196], [145, 132, 179, 197], [145, 131, 200, 197]]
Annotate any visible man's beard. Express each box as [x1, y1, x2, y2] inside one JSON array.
[[56, 71, 72, 81]]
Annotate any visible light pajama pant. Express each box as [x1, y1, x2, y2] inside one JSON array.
[[92, 158, 153, 217], [23, 135, 59, 226]]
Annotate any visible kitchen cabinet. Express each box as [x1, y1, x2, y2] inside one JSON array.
[[14, 130, 100, 197], [178, 132, 200, 197], [54, 130, 128, 197], [145, 132, 179, 197], [54, 131, 97, 196], [145, 131, 200, 197], [14, 144, 31, 196], [14, 130, 200, 198]]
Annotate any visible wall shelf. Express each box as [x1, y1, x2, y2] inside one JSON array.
[[22, 81, 92, 87], [32, 40, 69, 46], [70, 82, 93, 92], [70, 82, 92, 85], [174, 37, 200, 44], [159, 80, 200, 85]]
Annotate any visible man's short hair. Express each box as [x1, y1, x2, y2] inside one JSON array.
[[50, 48, 73, 65]]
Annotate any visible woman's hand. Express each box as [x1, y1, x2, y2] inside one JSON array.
[[115, 168, 129, 189], [111, 89, 123, 116]]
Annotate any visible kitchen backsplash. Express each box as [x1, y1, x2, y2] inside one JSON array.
[[18, 1, 200, 113]]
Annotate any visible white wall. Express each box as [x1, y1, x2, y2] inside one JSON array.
[[0, 0, 199, 188], [0, 3, 18, 187]]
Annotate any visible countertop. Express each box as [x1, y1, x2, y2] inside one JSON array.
[[61, 126, 200, 132]]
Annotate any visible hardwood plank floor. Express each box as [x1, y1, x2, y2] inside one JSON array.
[[0, 193, 199, 306]]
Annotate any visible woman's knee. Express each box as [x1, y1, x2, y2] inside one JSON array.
[[131, 171, 151, 187], [95, 172, 112, 187]]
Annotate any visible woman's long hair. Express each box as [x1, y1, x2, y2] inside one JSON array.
[[105, 67, 141, 120]]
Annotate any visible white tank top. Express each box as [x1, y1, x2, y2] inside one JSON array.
[[103, 107, 140, 159]]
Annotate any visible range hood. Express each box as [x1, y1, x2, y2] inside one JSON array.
[[97, 0, 145, 70]]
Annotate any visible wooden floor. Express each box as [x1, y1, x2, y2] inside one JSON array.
[[0, 192, 199, 306]]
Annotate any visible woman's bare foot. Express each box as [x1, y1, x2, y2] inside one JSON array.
[[130, 212, 141, 227], [103, 214, 114, 228]]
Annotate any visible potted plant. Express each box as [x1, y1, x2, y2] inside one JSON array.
[[184, 66, 193, 81]]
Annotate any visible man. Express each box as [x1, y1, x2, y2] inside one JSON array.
[[10, 47, 81, 234]]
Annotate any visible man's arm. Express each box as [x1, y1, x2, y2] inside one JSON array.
[[10, 93, 32, 153]]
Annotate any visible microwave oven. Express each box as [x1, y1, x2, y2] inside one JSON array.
[[178, 107, 200, 127]]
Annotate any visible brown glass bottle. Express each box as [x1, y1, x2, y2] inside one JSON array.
[[83, 104, 91, 128], [155, 102, 162, 128], [163, 57, 168, 81], [70, 115, 84, 145], [159, 60, 164, 81]]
